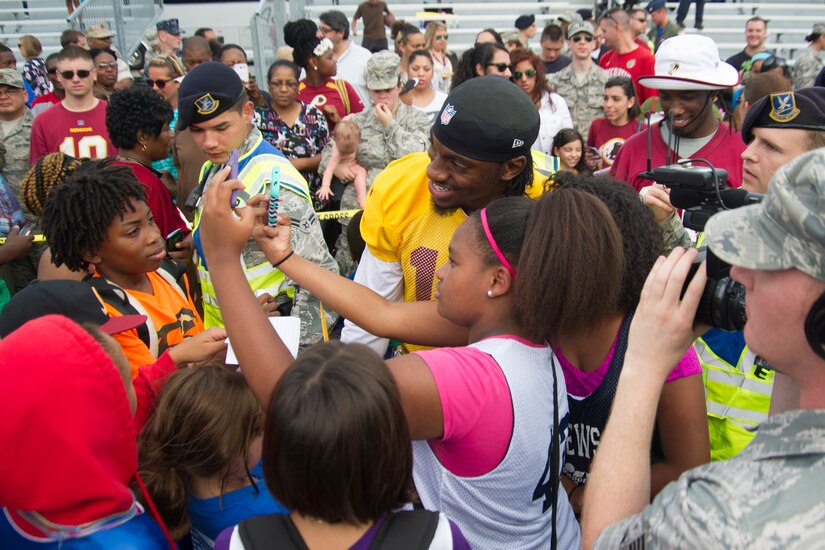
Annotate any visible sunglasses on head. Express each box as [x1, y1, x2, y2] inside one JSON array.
[[59, 69, 92, 79], [513, 69, 536, 79], [435, 34, 449, 40], [572, 34, 593, 43], [487, 62, 514, 73], [147, 78, 173, 89]]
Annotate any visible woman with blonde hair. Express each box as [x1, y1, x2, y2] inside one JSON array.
[[424, 21, 456, 92], [146, 55, 185, 180], [18, 35, 49, 97]]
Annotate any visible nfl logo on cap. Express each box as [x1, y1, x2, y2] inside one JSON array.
[[440, 104, 456, 126]]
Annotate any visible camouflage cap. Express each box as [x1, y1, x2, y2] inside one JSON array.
[[705, 148, 825, 281], [86, 23, 115, 39], [806, 23, 825, 42], [364, 51, 400, 90], [567, 21, 595, 40], [0, 69, 24, 89]]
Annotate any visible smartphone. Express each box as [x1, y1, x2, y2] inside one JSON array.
[[268, 166, 281, 226], [228, 149, 240, 207], [232, 63, 250, 84], [165, 228, 184, 252]]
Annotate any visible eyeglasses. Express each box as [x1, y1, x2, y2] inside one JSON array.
[[435, 34, 449, 40], [95, 61, 118, 70], [486, 62, 514, 73], [147, 78, 173, 89], [59, 69, 92, 79], [0, 87, 24, 97], [572, 34, 593, 43], [513, 69, 536, 79], [46, 67, 58, 75], [269, 79, 298, 89]]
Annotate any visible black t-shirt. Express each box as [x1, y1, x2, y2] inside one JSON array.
[[543, 55, 572, 75], [726, 49, 752, 72]]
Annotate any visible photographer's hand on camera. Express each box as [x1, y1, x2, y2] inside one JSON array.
[[640, 184, 694, 254]]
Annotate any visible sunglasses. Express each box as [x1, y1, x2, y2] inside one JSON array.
[[487, 62, 514, 73], [147, 78, 173, 89], [435, 34, 449, 40], [47, 67, 58, 75], [95, 61, 118, 70], [59, 69, 92, 79], [513, 69, 536, 79], [572, 34, 593, 43]]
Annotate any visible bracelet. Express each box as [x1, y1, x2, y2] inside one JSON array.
[[271, 251, 294, 269]]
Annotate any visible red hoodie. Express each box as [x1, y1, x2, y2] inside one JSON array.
[[0, 315, 166, 543]]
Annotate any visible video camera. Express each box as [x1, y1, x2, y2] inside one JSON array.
[[651, 160, 763, 332]]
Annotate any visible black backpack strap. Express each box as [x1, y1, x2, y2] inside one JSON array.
[[83, 275, 151, 348], [369, 510, 440, 550], [238, 514, 308, 550]]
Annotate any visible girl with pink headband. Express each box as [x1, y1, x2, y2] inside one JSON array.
[[197, 168, 627, 549]]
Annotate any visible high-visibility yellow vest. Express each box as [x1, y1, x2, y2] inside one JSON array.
[[697, 336, 774, 462], [193, 135, 312, 328]]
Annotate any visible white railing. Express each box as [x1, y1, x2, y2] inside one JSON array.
[[67, 0, 163, 61]]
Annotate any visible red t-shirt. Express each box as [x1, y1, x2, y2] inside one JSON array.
[[29, 100, 116, 164], [610, 121, 746, 192], [297, 77, 364, 131], [114, 160, 189, 240], [587, 117, 645, 168], [30, 91, 60, 109], [599, 46, 657, 104]]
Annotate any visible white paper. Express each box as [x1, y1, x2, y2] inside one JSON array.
[[225, 316, 300, 364]]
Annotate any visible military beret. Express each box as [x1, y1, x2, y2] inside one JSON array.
[[515, 14, 536, 30], [176, 62, 245, 131], [741, 88, 825, 144], [432, 75, 539, 163]]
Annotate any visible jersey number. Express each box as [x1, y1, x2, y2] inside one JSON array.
[[409, 246, 439, 302], [59, 135, 109, 159]]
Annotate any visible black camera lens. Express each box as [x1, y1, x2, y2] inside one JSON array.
[[682, 249, 747, 332]]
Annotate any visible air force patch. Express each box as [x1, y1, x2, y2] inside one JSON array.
[[769, 92, 800, 123], [195, 93, 220, 116], [440, 103, 457, 126]]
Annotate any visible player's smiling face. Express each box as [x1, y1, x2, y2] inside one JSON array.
[[425, 135, 514, 214]]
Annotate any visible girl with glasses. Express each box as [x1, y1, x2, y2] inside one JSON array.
[[510, 49, 573, 156], [146, 56, 185, 182], [90, 48, 118, 101], [255, 60, 330, 208], [452, 42, 511, 89], [424, 21, 456, 93]]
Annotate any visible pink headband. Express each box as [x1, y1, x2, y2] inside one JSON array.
[[480, 208, 517, 280]]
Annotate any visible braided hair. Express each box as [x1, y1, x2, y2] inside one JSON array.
[[42, 160, 147, 271], [283, 19, 320, 70], [20, 153, 89, 217]]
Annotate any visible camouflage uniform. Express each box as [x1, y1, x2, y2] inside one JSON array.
[[0, 109, 34, 223], [198, 127, 339, 348], [548, 64, 609, 138], [318, 97, 430, 273], [791, 46, 823, 90], [595, 410, 825, 548]]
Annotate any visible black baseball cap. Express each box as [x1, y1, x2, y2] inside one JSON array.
[[0, 280, 146, 338]]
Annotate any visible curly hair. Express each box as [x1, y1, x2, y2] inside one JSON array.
[[105, 86, 173, 150], [283, 19, 320, 70], [554, 172, 662, 312], [42, 160, 147, 271], [20, 152, 89, 217]]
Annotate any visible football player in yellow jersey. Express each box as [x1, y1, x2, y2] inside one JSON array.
[[344, 75, 552, 354]]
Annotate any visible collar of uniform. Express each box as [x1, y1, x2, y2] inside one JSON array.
[[741, 409, 825, 460]]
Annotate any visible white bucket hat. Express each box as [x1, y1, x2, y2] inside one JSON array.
[[638, 34, 739, 90]]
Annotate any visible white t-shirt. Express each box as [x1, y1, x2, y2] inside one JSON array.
[[533, 91, 574, 156], [413, 90, 448, 126]]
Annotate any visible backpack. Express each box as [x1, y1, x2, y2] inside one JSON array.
[[83, 258, 189, 351], [238, 510, 440, 550]]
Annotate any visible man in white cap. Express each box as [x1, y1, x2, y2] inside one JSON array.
[[582, 147, 825, 549], [610, 34, 745, 192]]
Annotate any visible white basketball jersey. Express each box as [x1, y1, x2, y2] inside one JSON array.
[[412, 338, 581, 549]]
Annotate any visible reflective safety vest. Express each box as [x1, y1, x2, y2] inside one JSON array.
[[532, 150, 561, 181], [696, 335, 774, 462], [193, 134, 313, 328]]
